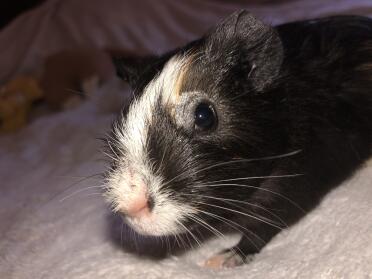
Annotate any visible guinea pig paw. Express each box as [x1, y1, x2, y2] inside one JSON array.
[[203, 250, 251, 269]]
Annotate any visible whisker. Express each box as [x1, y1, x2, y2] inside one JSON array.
[[192, 150, 301, 178], [175, 221, 192, 249], [176, 230, 188, 250], [188, 214, 225, 239], [30, 172, 104, 215], [53, 173, 103, 179], [168, 235, 173, 250], [221, 199, 286, 228], [177, 220, 202, 248], [189, 213, 246, 259], [132, 226, 139, 252], [195, 183, 305, 213], [161, 150, 301, 188], [59, 185, 104, 202], [104, 133, 123, 153], [105, 139, 122, 160], [173, 232, 181, 249], [163, 235, 168, 252], [80, 192, 104, 198], [60, 173, 103, 191], [102, 150, 120, 162], [197, 209, 263, 251], [181, 193, 288, 227], [121, 221, 125, 247], [194, 200, 284, 230], [206, 173, 304, 184], [157, 143, 169, 175]]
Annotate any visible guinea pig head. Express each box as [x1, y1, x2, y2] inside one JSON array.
[[104, 11, 284, 237]]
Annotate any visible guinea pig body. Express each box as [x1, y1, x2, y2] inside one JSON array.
[[104, 12, 372, 268]]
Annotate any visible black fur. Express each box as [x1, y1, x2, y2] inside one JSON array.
[[109, 11, 372, 264]]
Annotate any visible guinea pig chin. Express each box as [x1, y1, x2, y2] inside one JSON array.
[[104, 167, 197, 236]]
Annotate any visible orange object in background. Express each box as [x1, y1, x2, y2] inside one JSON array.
[[0, 76, 43, 133]]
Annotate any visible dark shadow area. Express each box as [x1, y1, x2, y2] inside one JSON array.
[[105, 212, 230, 260], [0, 0, 45, 30]]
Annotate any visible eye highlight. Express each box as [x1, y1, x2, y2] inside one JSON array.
[[194, 102, 217, 131]]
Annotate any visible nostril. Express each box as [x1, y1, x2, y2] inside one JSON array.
[[121, 195, 155, 218], [147, 195, 155, 211], [122, 173, 155, 217], [122, 201, 148, 218]]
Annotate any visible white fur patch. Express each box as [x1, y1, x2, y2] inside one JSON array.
[[105, 55, 196, 236]]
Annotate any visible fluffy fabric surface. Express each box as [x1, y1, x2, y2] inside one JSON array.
[[1, 0, 372, 278]]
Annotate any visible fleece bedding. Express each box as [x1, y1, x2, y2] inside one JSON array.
[[0, 0, 372, 278]]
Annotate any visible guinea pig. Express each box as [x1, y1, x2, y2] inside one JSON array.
[[103, 11, 372, 268]]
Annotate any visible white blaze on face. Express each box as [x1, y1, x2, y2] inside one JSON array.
[[105, 55, 196, 236]]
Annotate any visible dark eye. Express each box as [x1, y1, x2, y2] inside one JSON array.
[[194, 103, 217, 131]]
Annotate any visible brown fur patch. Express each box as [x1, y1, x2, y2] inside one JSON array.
[[173, 55, 194, 100], [166, 55, 194, 116]]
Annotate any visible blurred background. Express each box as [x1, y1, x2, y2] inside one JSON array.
[[0, 1, 45, 29]]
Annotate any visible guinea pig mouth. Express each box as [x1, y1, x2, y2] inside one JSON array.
[[120, 200, 198, 237], [123, 214, 183, 236]]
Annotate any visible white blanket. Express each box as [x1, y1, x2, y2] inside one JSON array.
[[1, 1, 372, 278]]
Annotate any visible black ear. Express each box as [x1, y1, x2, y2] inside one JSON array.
[[206, 10, 283, 91], [113, 55, 159, 89]]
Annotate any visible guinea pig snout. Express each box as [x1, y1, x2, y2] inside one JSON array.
[[119, 175, 154, 218]]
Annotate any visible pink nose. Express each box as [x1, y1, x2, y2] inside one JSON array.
[[120, 173, 153, 218], [125, 195, 151, 218]]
